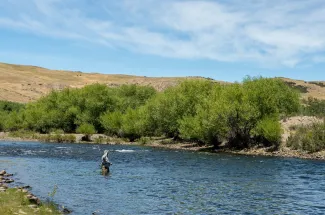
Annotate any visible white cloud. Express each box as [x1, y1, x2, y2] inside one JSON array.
[[313, 56, 325, 63], [0, 0, 325, 67]]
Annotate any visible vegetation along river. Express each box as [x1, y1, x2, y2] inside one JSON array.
[[1, 141, 325, 214]]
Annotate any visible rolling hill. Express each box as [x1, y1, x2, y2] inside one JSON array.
[[0, 62, 208, 103], [0, 62, 324, 103]]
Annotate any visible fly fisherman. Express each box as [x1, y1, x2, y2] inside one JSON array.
[[101, 150, 112, 173]]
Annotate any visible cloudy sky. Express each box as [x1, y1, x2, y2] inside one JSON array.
[[0, 0, 325, 81]]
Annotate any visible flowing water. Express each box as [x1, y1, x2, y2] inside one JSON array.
[[1, 141, 325, 215]]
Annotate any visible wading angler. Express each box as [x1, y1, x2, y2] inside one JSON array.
[[101, 150, 112, 175]]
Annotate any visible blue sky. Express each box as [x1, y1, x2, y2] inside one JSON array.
[[0, 0, 325, 82]]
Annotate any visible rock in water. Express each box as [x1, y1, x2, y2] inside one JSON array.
[[62, 207, 72, 214], [0, 170, 6, 176], [4, 179, 14, 183]]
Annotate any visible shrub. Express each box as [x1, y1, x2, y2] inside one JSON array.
[[38, 134, 76, 143], [76, 123, 96, 135], [253, 117, 282, 148], [179, 86, 229, 147], [138, 137, 151, 145], [0, 100, 25, 112], [3, 111, 25, 131], [100, 111, 123, 136], [301, 97, 325, 117], [309, 82, 325, 88], [179, 77, 299, 149], [287, 122, 325, 152], [140, 79, 217, 138], [0, 77, 301, 150], [76, 123, 96, 141], [94, 136, 107, 144], [120, 108, 143, 141], [8, 130, 35, 139], [0, 111, 5, 131], [63, 134, 76, 143]]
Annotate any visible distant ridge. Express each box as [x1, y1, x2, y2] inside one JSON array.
[[279, 77, 325, 100], [0, 62, 211, 103], [0, 62, 324, 103]]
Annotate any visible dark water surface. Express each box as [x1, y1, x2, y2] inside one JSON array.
[[1, 141, 325, 215]]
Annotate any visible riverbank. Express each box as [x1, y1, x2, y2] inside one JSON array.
[[1, 131, 325, 161], [135, 140, 325, 161], [0, 170, 64, 215]]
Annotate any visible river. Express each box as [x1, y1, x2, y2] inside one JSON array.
[[1, 141, 325, 214]]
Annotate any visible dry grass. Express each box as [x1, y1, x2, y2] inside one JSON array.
[[0, 62, 209, 103], [280, 77, 325, 100], [280, 116, 323, 146], [0, 188, 60, 215], [1, 62, 324, 103]]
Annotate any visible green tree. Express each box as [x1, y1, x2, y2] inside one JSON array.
[[121, 108, 143, 141], [100, 111, 124, 136], [114, 84, 156, 112], [0, 101, 25, 131], [141, 79, 216, 138], [179, 84, 229, 146], [243, 77, 300, 117], [3, 111, 25, 131], [180, 77, 300, 148]]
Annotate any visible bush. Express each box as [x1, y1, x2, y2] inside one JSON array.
[[120, 108, 143, 141], [0, 111, 5, 131], [76, 123, 96, 135], [179, 85, 229, 146], [138, 137, 151, 145], [287, 122, 325, 153], [15, 84, 157, 134], [140, 79, 217, 138], [94, 136, 107, 144], [253, 117, 282, 148], [100, 111, 124, 136], [62, 134, 76, 143], [114, 84, 157, 112], [0, 77, 301, 150], [39, 134, 76, 143], [179, 77, 299, 148], [8, 130, 35, 139], [0, 100, 25, 112], [76, 123, 96, 141], [301, 97, 325, 117], [3, 111, 25, 131]]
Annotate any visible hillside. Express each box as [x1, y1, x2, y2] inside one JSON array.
[[0, 62, 206, 103], [0, 62, 324, 103], [280, 77, 325, 100]]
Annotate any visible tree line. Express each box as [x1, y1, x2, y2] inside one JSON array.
[[0, 77, 301, 149]]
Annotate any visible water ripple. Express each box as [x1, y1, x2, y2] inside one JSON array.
[[1, 141, 325, 215]]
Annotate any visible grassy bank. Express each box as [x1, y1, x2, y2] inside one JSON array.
[[0, 188, 61, 215]]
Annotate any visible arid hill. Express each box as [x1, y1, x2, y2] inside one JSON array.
[[279, 77, 325, 100], [0, 62, 324, 103], [0, 62, 208, 103]]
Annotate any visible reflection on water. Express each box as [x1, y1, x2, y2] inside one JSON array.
[[1, 141, 325, 214]]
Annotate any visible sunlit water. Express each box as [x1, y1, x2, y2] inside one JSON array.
[[1, 141, 325, 215]]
